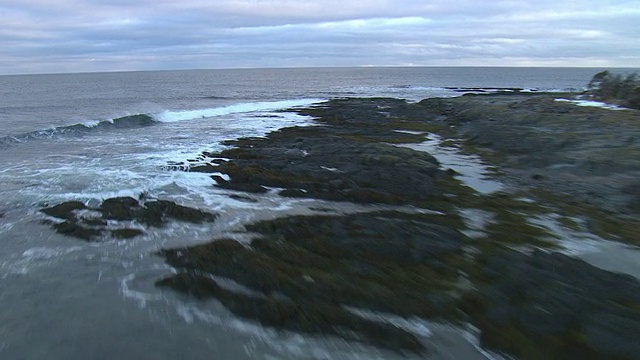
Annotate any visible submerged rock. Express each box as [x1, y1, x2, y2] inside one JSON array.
[[41, 198, 217, 241], [52, 220, 102, 241], [41, 201, 87, 220], [111, 228, 144, 239]]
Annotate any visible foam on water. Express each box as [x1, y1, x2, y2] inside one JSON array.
[[1, 246, 83, 277], [174, 304, 405, 360], [344, 307, 433, 337], [154, 99, 325, 123], [555, 98, 630, 110]]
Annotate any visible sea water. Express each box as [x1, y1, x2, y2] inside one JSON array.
[[0, 67, 614, 359]]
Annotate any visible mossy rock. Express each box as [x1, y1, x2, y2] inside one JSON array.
[[111, 228, 144, 239], [462, 249, 640, 359], [41, 201, 87, 220], [157, 211, 472, 352], [100, 197, 140, 221], [52, 220, 102, 241], [42, 197, 217, 241], [156, 272, 426, 353]]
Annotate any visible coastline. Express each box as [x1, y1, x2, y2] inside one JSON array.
[[41, 92, 640, 359]]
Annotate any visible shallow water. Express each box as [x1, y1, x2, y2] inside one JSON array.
[[397, 133, 503, 194]]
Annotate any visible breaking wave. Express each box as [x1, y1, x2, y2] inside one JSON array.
[[0, 99, 325, 146], [153, 98, 323, 123]]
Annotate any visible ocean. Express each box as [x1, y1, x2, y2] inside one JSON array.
[[0, 67, 614, 359]]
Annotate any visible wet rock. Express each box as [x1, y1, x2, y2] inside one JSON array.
[[100, 197, 140, 221], [464, 249, 640, 359], [228, 194, 258, 203], [111, 228, 144, 239], [194, 99, 450, 207], [53, 220, 103, 240], [245, 212, 465, 265], [156, 272, 426, 353], [41, 198, 217, 241], [142, 200, 218, 226], [41, 201, 87, 220], [157, 211, 467, 353], [584, 312, 640, 359]]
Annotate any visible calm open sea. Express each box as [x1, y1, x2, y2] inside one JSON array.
[[0, 67, 622, 359]]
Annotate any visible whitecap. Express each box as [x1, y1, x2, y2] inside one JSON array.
[[555, 98, 629, 110], [154, 99, 325, 123]]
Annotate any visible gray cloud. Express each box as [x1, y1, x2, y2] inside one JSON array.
[[1, 0, 638, 74]]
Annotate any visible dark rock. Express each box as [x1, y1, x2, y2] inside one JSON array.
[[41, 197, 217, 241], [111, 228, 144, 239], [41, 201, 87, 220], [157, 211, 468, 353], [278, 189, 307, 197], [189, 163, 218, 173], [156, 272, 426, 353], [142, 200, 218, 226], [245, 212, 464, 265], [194, 98, 449, 206], [228, 194, 258, 202], [464, 249, 640, 359], [53, 220, 102, 240], [100, 197, 140, 221], [584, 312, 640, 359]]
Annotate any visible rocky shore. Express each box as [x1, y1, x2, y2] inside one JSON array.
[[41, 93, 640, 359]]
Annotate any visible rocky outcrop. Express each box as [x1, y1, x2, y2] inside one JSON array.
[[463, 249, 640, 360], [157, 211, 468, 353], [41, 197, 217, 241], [152, 95, 640, 358]]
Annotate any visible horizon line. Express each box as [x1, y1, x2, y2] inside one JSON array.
[[2, 64, 638, 77]]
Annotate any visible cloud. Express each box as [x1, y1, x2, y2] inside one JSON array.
[[0, 0, 638, 74]]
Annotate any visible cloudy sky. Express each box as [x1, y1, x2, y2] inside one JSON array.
[[1, 0, 639, 74]]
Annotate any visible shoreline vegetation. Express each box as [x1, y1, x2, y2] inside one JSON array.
[[41, 74, 640, 359], [587, 71, 640, 110]]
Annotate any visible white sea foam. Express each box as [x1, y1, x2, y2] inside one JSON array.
[[345, 307, 433, 337], [555, 98, 629, 110], [154, 99, 325, 123], [175, 304, 399, 360], [120, 272, 165, 308], [1, 246, 83, 276]]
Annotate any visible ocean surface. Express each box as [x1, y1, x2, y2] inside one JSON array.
[[0, 67, 616, 359]]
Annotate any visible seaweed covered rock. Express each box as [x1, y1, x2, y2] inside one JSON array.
[[41, 201, 87, 220], [173, 98, 456, 208], [210, 130, 445, 206], [41, 197, 217, 241], [463, 249, 640, 359], [157, 211, 469, 353], [157, 272, 426, 353]]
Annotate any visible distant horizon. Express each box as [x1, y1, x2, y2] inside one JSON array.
[[3, 64, 639, 77]]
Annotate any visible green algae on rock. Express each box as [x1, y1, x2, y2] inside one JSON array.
[[157, 211, 470, 353], [462, 248, 640, 360]]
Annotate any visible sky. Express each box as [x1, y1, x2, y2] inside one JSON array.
[[1, 0, 639, 74]]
